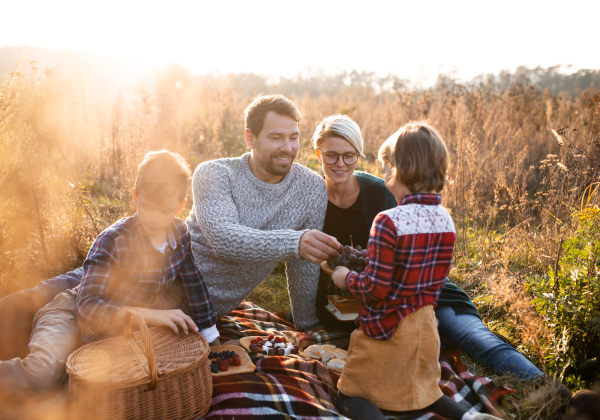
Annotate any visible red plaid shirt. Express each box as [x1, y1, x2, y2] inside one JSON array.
[[73, 215, 217, 335], [346, 193, 456, 340]]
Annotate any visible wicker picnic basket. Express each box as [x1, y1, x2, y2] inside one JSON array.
[[66, 309, 212, 420]]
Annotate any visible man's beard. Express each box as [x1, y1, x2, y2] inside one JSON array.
[[262, 153, 296, 176]]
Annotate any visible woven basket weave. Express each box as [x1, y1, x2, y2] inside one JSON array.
[[66, 309, 212, 420]]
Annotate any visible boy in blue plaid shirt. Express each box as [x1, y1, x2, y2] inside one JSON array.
[[0, 150, 219, 401]]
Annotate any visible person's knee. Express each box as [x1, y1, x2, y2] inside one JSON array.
[[21, 355, 68, 393]]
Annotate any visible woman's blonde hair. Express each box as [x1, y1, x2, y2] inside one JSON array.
[[378, 122, 449, 193], [311, 114, 365, 157]]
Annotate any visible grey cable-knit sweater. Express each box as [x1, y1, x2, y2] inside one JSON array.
[[186, 153, 328, 329]]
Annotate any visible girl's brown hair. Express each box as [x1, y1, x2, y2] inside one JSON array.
[[378, 122, 449, 193]]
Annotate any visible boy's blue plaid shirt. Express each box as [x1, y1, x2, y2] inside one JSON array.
[[71, 215, 217, 335]]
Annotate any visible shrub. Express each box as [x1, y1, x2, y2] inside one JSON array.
[[527, 184, 600, 386]]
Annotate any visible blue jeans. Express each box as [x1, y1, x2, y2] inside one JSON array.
[[435, 305, 543, 380], [0, 268, 83, 360]]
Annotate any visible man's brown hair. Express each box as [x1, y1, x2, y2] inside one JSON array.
[[134, 150, 191, 205], [378, 122, 449, 193], [244, 94, 302, 136]]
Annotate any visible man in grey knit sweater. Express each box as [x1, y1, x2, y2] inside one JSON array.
[[0, 95, 341, 353], [187, 95, 341, 329]]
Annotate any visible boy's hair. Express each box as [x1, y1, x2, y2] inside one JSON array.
[[244, 94, 301, 136], [134, 150, 191, 205], [378, 122, 449, 193], [312, 114, 365, 157]]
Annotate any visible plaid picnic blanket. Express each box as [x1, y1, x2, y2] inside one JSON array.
[[205, 302, 514, 419]]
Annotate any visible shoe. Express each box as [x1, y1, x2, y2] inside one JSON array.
[[564, 389, 600, 420]]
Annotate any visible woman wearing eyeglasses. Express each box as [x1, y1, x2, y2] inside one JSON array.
[[312, 114, 546, 381]]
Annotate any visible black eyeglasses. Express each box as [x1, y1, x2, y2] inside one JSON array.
[[317, 149, 359, 165]]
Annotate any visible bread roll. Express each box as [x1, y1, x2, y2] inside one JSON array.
[[321, 351, 337, 363], [334, 348, 347, 360], [304, 345, 323, 359], [327, 358, 345, 373]]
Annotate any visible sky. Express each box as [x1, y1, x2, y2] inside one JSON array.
[[2, 0, 599, 85]]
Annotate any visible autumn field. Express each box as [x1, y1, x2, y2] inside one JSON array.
[[1, 57, 599, 418]]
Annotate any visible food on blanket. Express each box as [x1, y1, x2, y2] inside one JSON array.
[[326, 358, 345, 373], [210, 344, 256, 376], [324, 245, 369, 274], [304, 344, 326, 359], [303, 344, 347, 373], [242, 335, 298, 357], [321, 351, 337, 363], [334, 348, 347, 360], [209, 349, 243, 372]]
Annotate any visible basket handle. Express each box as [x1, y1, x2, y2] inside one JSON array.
[[123, 309, 159, 390]]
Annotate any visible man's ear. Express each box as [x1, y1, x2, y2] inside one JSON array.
[[176, 198, 187, 214], [245, 128, 255, 149]]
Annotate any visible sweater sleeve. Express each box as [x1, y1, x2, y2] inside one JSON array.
[[284, 181, 328, 329], [190, 161, 305, 263]]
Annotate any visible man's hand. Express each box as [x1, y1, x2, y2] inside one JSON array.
[[331, 266, 350, 289], [299, 230, 341, 264], [116, 307, 199, 335]]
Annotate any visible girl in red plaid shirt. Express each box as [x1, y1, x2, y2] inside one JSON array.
[[331, 123, 501, 420]]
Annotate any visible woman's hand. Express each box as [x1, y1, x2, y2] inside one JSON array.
[[331, 266, 350, 289], [209, 337, 221, 346]]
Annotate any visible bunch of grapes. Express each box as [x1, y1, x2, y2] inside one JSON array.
[[327, 245, 369, 273]]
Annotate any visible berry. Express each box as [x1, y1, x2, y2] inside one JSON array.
[[249, 343, 257, 352], [219, 362, 229, 372]]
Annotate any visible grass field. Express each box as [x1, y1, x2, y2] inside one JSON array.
[[1, 59, 599, 418]]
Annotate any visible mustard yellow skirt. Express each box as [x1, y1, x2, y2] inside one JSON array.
[[337, 305, 443, 411]]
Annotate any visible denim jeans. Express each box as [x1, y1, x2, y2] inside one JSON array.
[[0, 268, 83, 360], [435, 305, 543, 380], [0, 292, 79, 397]]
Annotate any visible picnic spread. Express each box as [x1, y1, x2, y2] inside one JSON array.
[[207, 301, 514, 419]]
